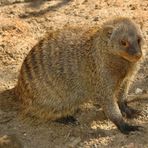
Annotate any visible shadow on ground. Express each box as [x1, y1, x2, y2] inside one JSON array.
[[0, 88, 18, 112], [20, 0, 72, 18]]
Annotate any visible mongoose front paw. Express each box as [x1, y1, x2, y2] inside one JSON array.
[[123, 107, 141, 119], [55, 116, 79, 125], [119, 101, 141, 119], [118, 123, 142, 134]]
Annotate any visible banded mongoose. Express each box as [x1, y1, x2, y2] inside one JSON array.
[[15, 17, 144, 134]]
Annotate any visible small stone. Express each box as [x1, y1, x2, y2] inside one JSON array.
[[135, 88, 143, 94], [23, 133, 27, 136], [85, 16, 89, 19], [143, 8, 147, 11], [95, 4, 99, 9], [130, 6, 136, 10], [93, 17, 99, 21], [93, 144, 98, 148], [129, 4, 137, 10]]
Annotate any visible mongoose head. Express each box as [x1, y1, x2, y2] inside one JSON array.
[[103, 18, 144, 62]]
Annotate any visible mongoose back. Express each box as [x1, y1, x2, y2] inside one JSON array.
[[15, 17, 144, 134]]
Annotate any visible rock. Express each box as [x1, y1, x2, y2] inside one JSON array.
[[128, 4, 137, 10], [95, 4, 99, 9], [135, 88, 143, 94], [93, 17, 99, 21], [85, 16, 89, 19]]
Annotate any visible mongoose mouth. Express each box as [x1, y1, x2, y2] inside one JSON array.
[[119, 51, 142, 63]]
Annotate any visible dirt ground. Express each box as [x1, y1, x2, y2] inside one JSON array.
[[0, 0, 148, 147]]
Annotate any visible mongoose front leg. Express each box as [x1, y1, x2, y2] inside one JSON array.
[[118, 80, 140, 119], [100, 78, 140, 134], [103, 101, 140, 134]]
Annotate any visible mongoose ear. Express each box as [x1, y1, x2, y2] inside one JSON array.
[[103, 25, 114, 39]]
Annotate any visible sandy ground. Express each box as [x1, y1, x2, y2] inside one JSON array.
[[0, 0, 148, 147]]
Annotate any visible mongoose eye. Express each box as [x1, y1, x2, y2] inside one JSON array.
[[120, 40, 129, 48]]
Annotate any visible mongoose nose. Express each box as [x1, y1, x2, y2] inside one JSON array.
[[135, 51, 142, 59], [131, 51, 142, 62]]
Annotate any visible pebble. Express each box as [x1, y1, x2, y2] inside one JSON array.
[[93, 17, 99, 21], [135, 88, 143, 94]]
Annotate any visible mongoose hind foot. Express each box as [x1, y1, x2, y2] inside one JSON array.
[[55, 116, 79, 125]]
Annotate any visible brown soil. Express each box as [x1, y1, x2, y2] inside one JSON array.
[[0, 0, 148, 147]]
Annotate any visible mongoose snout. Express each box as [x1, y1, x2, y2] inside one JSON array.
[[15, 17, 144, 134], [122, 39, 142, 62], [119, 42, 142, 62]]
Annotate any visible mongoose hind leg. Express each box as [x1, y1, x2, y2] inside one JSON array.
[[55, 116, 79, 125]]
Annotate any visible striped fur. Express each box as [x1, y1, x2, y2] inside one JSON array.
[[15, 17, 144, 133]]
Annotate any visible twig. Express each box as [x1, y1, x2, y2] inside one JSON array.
[[127, 93, 148, 103]]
